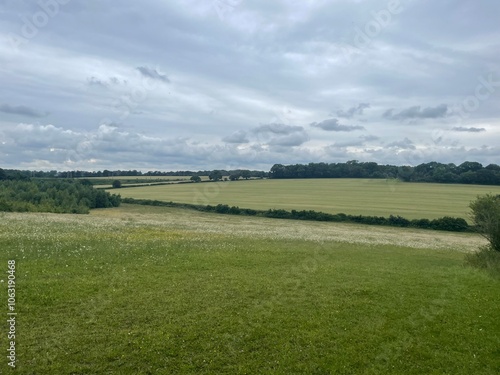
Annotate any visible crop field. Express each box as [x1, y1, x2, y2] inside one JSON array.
[[1, 204, 499, 374], [78, 175, 209, 188], [113, 179, 500, 220]]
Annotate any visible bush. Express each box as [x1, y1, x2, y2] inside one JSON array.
[[112, 180, 122, 188], [121, 197, 471, 232], [264, 209, 292, 219], [215, 204, 230, 214], [388, 215, 411, 227], [469, 195, 500, 251], [241, 208, 257, 215], [411, 218, 431, 229], [465, 246, 500, 278], [430, 216, 469, 232]]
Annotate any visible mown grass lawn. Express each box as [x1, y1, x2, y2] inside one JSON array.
[[0, 207, 499, 374], [112, 179, 500, 220]]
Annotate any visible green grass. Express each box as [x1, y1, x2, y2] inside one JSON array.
[[112, 179, 500, 220], [1, 206, 499, 374]]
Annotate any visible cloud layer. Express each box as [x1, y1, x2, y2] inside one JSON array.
[[0, 0, 499, 170]]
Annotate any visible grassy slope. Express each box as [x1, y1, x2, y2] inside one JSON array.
[[112, 179, 500, 220], [0, 205, 499, 374]]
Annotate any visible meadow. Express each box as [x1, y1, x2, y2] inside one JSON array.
[[112, 178, 500, 220], [1, 204, 499, 374]]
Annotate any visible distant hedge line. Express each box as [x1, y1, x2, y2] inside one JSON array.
[[122, 198, 471, 232]]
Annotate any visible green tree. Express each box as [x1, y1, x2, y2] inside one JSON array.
[[112, 180, 122, 188], [469, 194, 500, 251], [190, 175, 201, 183], [209, 170, 223, 182]]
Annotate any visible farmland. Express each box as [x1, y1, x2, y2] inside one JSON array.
[[79, 175, 209, 188], [0, 205, 500, 374], [112, 178, 500, 220], [1, 204, 499, 374]]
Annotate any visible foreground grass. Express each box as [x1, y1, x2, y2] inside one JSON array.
[[112, 179, 500, 220], [0, 207, 499, 374]]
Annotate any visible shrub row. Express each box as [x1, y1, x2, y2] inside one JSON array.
[[122, 198, 470, 232]]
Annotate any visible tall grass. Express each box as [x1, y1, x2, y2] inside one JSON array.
[[465, 246, 500, 278]]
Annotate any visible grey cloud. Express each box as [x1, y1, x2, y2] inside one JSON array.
[[4, 124, 83, 149], [310, 119, 365, 132], [251, 123, 308, 147], [386, 138, 416, 150], [2, 123, 210, 167], [136, 66, 170, 83], [87, 77, 108, 87], [0, 104, 47, 118], [360, 135, 379, 142], [451, 126, 486, 133], [268, 132, 309, 147], [109, 77, 126, 85], [333, 139, 365, 148], [337, 103, 370, 118], [253, 123, 304, 135], [87, 76, 126, 87], [222, 130, 249, 144], [384, 104, 449, 120], [333, 134, 380, 148]]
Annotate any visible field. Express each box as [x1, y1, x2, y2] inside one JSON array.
[[78, 175, 209, 188], [113, 179, 500, 220], [1, 204, 499, 374]]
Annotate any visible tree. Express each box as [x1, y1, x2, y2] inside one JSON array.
[[458, 161, 483, 174], [240, 170, 251, 180], [209, 170, 223, 182], [112, 180, 122, 188], [469, 194, 500, 251], [269, 164, 285, 178], [190, 175, 201, 183]]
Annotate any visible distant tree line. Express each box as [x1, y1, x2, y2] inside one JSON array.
[[122, 198, 470, 232], [0, 168, 269, 179], [3, 159, 499, 186], [269, 161, 500, 185], [0, 179, 121, 214]]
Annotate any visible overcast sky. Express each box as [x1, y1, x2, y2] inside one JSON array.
[[1, 0, 499, 171]]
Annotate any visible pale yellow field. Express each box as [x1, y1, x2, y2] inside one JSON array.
[[111, 179, 500, 220]]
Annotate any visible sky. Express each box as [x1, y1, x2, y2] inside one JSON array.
[[0, 0, 499, 172]]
